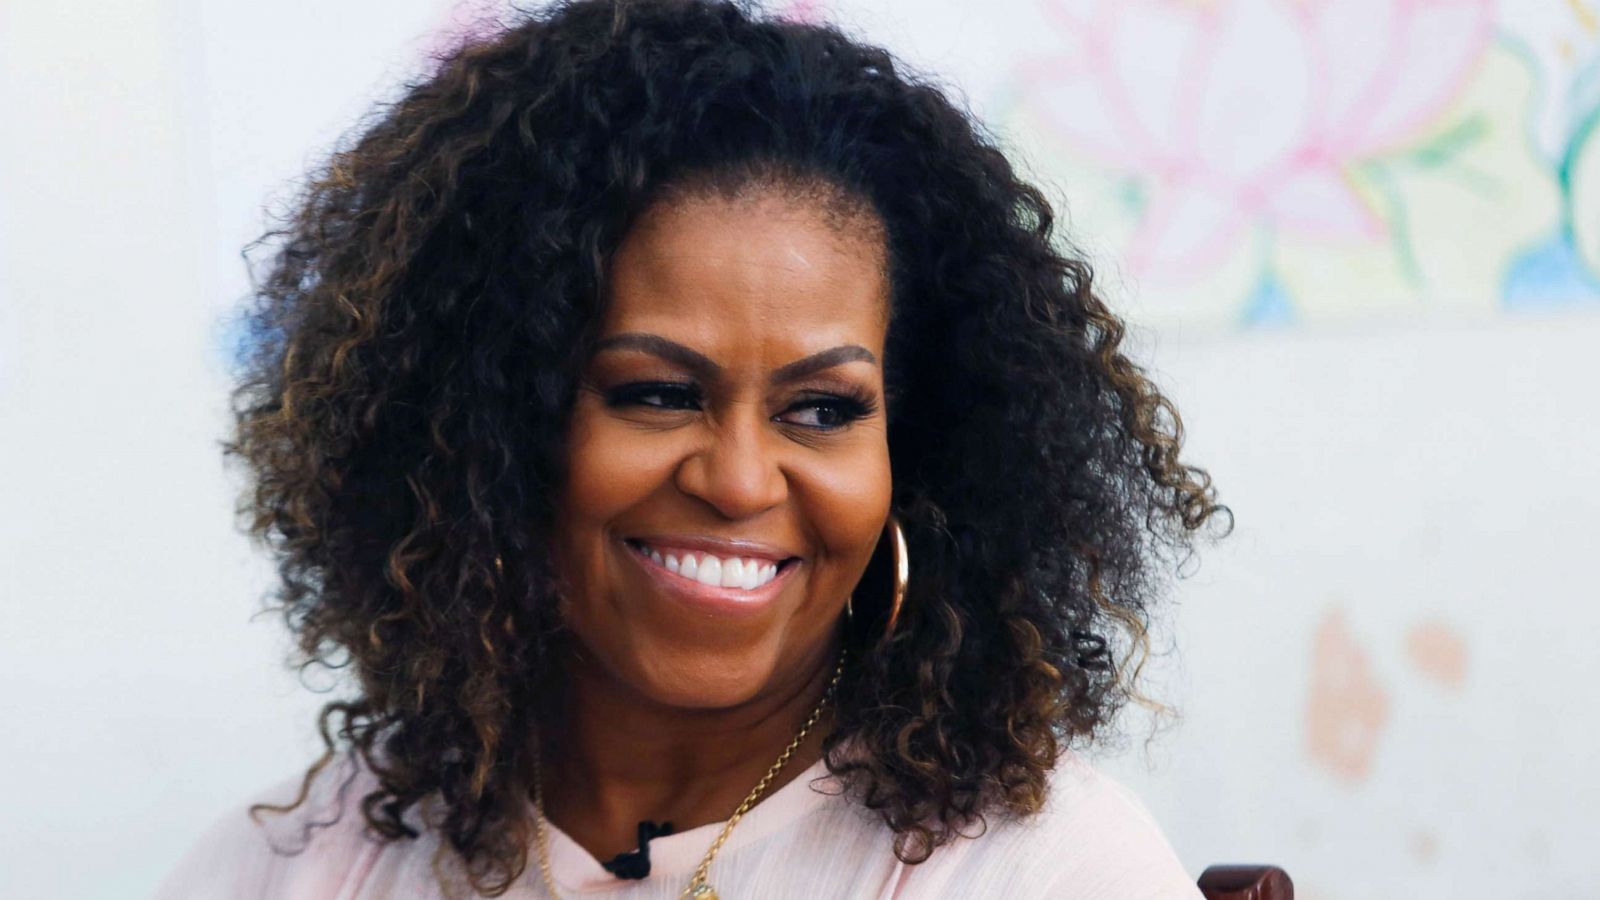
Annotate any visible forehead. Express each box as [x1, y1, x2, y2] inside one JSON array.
[[600, 190, 890, 354]]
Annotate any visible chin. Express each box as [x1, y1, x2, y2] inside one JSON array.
[[626, 637, 788, 711]]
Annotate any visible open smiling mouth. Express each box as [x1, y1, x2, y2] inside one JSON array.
[[623, 539, 800, 593]]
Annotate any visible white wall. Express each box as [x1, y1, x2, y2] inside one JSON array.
[[1094, 314, 1600, 898], [0, 2, 450, 896], [1, 2, 1595, 898]]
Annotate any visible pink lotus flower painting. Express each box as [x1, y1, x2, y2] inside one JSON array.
[[1007, 0, 1574, 328]]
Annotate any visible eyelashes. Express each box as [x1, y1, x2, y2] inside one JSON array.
[[604, 381, 702, 411], [783, 389, 876, 429], [602, 381, 877, 430]]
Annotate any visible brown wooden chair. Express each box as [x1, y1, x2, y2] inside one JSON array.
[[1198, 864, 1294, 899]]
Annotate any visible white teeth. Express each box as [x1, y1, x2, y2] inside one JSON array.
[[720, 558, 743, 588], [696, 556, 723, 587], [640, 545, 785, 591]]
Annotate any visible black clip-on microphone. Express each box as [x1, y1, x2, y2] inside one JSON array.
[[601, 820, 675, 879]]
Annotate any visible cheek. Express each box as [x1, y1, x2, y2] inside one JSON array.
[[797, 440, 892, 574], [555, 403, 669, 572]]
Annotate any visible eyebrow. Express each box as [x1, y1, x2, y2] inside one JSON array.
[[770, 344, 877, 383], [593, 333, 721, 377], [592, 332, 877, 384]]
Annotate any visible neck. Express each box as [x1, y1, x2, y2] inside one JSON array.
[[534, 637, 841, 864]]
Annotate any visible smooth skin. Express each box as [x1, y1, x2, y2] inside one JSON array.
[[542, 185, 893, 864]]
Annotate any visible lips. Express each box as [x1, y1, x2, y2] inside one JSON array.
[[624, 531, 800, 614], [625, 538, 797, 593]]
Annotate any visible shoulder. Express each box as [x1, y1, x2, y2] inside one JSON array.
[[900, 749, 1202, 899], [153, 754, 392, 900], [1017, 749, 1201, 897]]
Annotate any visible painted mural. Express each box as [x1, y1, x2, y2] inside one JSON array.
[[997, 0, 1600, 329]]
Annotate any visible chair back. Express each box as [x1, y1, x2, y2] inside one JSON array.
[[1198, 864, 1294, 899]]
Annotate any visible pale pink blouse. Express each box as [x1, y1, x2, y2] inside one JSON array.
[[155, 749, 1202, 899]]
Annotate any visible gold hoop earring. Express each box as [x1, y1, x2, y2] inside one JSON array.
[[882, 516, 909, 642]]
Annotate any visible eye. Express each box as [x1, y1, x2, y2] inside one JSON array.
[[775, 394, 874, 430], [605, 381, 702, 411]]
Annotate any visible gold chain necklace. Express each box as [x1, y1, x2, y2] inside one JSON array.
[[531, 649, 845, 900]]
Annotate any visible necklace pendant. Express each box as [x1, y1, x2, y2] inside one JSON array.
[[689, 882, 719, 900]]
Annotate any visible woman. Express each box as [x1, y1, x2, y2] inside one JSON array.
[[159, 1, 1228, 897]]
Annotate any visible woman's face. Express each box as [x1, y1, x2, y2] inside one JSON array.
[[552, 186, 892, 711]]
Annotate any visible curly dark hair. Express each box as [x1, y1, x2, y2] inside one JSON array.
[[226, 0, 1230, 894]]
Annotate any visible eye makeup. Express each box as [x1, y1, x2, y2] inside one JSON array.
[[601, 378, 878, 431]]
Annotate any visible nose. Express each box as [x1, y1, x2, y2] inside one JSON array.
[[674, 406, 788, 520]]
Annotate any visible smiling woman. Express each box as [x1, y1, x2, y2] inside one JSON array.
[[556, 188, 891, 719], [155, 1, 1228, 898]]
